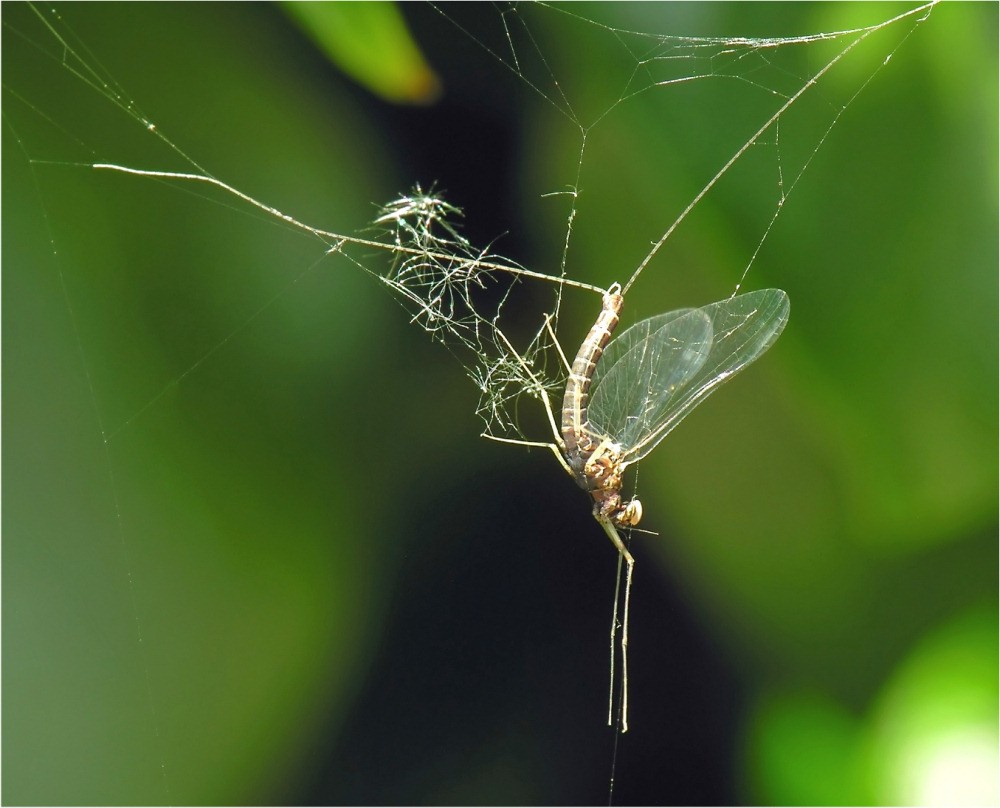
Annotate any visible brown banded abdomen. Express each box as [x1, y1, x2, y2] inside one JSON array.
[[561, 287, 623, 472]]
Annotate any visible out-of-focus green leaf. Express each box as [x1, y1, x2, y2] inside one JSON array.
[[742, 609, 998, 805], [860, 608, 999, 805], [743, 691, 863, 805], [283, 2, 440, 104]]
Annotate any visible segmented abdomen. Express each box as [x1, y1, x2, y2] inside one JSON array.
[[561, 285, 624, 470]]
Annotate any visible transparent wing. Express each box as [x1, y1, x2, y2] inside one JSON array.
[[588, 288, 789, 464], [588, 307, 714, 451]]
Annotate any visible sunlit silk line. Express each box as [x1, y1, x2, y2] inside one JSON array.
[[622, 1, 937, 296], [88, 164, 606, 295]]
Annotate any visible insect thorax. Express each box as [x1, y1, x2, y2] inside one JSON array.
[[568, 433, 642, 528]]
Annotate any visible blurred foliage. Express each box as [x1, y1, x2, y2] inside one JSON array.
[[283, 1, 439, 104], [745, 610, 999, 805], [861, 608, 999, 805], [3, 2, 996, 805]]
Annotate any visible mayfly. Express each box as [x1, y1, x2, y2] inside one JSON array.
[[80, 153, 790, 729], [553, 283, 789, 732]]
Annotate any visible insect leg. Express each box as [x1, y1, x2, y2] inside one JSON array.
[[608, 548, 623, 725], [491, 325, 567, 457], [543, 313, 573, 374], [597, 514, 634, 733], [480, 433, 574, 478]]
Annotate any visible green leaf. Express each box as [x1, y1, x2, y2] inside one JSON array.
[[283, 1, 440, 104]]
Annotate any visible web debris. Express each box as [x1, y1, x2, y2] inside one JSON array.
[[374, 186, 570, 441]]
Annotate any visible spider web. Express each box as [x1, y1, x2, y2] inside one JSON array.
[[2, 2, 939, 803], [4, 2, 935, 446], [355, 1, 938, 444], [371, 186, 571, 436]]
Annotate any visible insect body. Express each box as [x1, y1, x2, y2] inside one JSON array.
[[563, 285, 790, 499], [559, 284, 789, 732], [561, 284, 642, 529]]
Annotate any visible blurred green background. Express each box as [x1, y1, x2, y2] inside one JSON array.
[[3, 2, 996, 805]]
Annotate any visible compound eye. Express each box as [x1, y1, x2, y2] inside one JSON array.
[[619, 498, 642, 527]]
